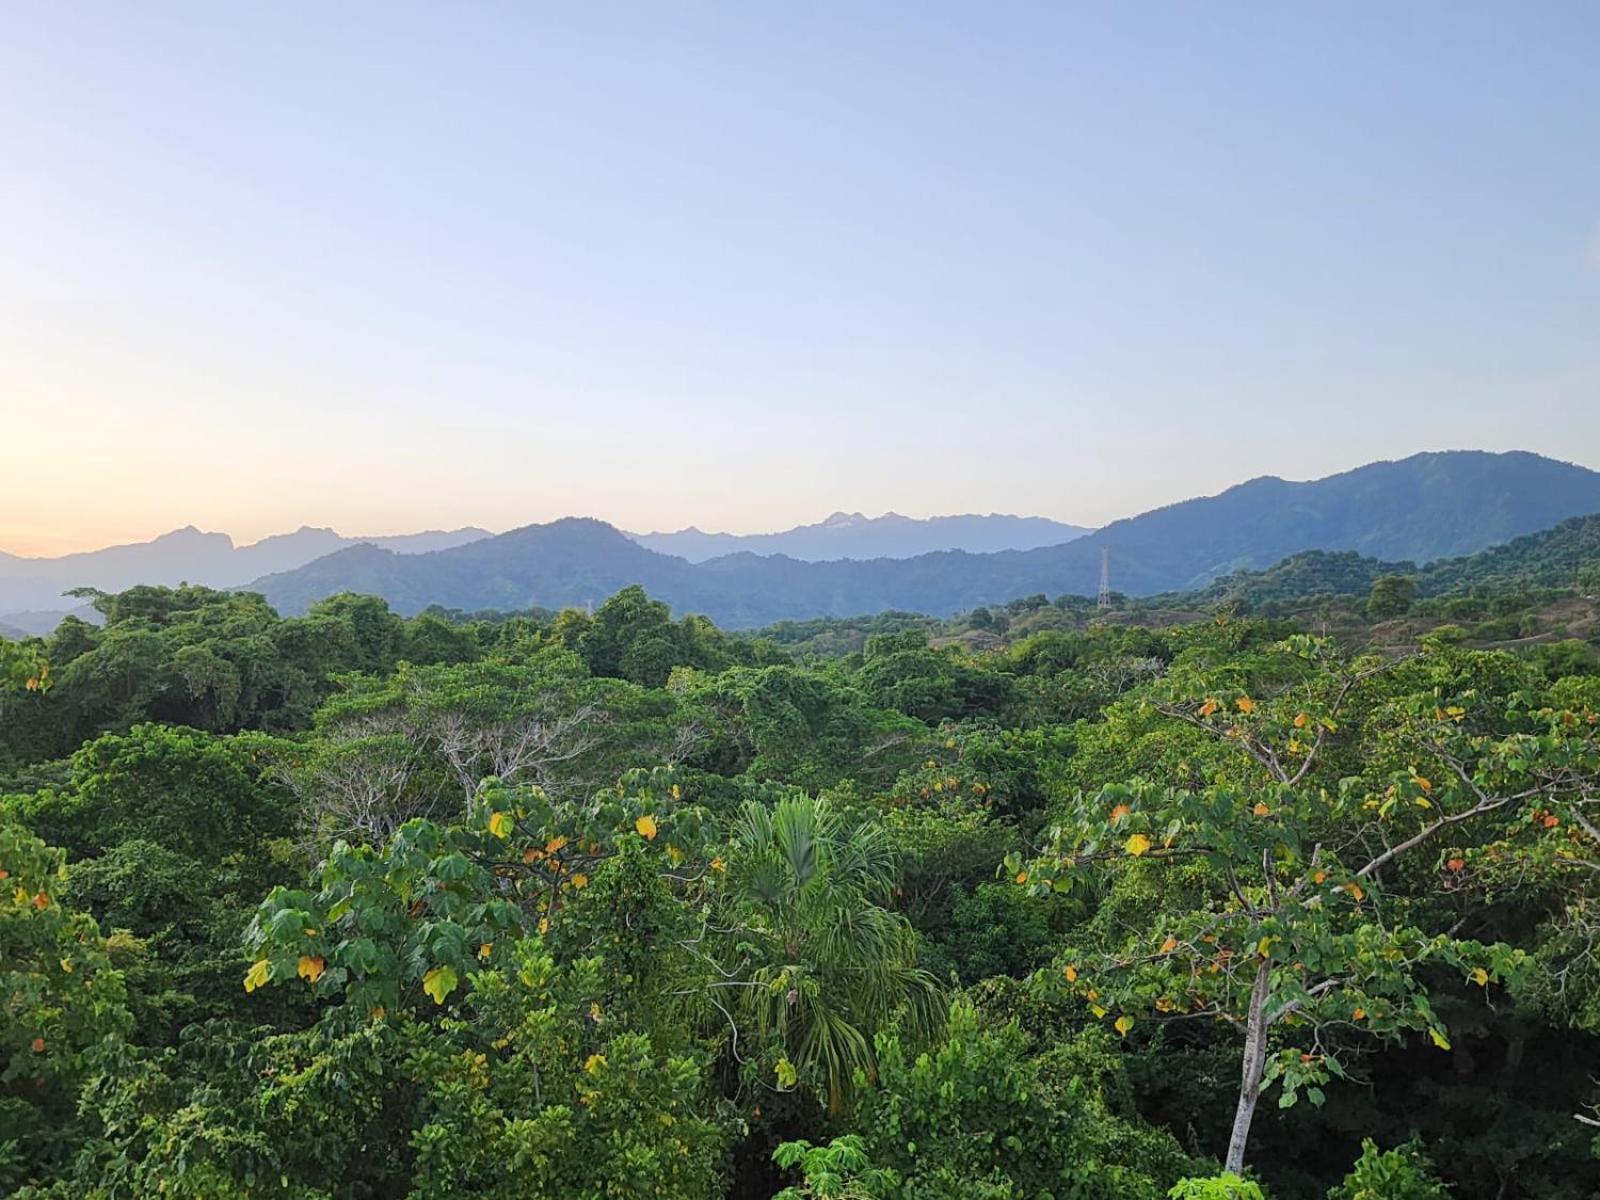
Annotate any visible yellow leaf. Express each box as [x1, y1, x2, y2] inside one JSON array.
[[537, 917, 550, 935], [1090, 1004, 1108, 1019], [1346, 882, 1365, 902], [1160, 936, 1178, 954], [421, 965, 458, 1006], [635, 815, 658, 841], [478, 942, 493, 961], [1412, 775, 1432, 792], [488, 811, 513, 839], [1125, 833, 1152, 857], [1114, 1015, 1134, 1036], [571, 873, 589, 890], [1253, 803, 1271, 817], [1015, 871, 1029, 885], [1470, 967, 1489, 987], [1236, 696, 1256, 714], [584, 1053, 607, 1075], [243, 959, 272, 994], [1256, 937, 1273, 958], [774, 1056, 797, 1088], [1293, 712, 1308, 728], [670, 783, 681, 800], [297, 955, 325, 984], [710, 856, 726, 872], [1428, 1027, 1451, 1051], [1064, 964, 1078, 982]]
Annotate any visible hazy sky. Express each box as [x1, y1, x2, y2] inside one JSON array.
[[3, 3, 1598, 554]]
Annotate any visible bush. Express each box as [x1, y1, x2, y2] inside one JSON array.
[[1327, 1139, 1449, 1200]]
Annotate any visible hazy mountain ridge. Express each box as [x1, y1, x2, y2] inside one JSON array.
[[629, 511, 1090, 562], [0, 525, 492, 617], [240, 451, 1600, 628]]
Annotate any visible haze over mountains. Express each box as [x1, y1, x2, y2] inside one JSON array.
[[0, 526, 491, 628], [0, 513, 1090, 630], [237, 451, 1600, 628], [628, 512, 1090, 562], [7, 451, 1599, 634]]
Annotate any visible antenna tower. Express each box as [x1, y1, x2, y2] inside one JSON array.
[[1097, 546, 1111, 610]]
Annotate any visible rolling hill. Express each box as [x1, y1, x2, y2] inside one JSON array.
[[244, 451, 1600, 627]]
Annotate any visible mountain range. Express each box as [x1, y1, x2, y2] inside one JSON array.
[[0, 525, 491, 622], [237, 451, 1600, 628], [0, 511, 1096, 628], [628, 512, 1089, 562]]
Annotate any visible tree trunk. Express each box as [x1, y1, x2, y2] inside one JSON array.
[[1225, 961, 1273, 1176]]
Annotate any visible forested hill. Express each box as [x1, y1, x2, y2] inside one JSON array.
[[248, 451, 1600, 626], [1182, 512, 1600, 609]]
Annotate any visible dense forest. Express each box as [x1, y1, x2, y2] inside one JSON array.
[[2, 566, 1598, 1198]]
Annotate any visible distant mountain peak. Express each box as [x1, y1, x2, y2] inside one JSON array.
[[631, 511, 1090, 563], [237, 450, 1600, 630]]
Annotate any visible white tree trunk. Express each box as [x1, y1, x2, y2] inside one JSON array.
[[1225, 961, 1273, 1176]]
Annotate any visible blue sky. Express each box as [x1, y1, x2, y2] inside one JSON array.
[[2, 2, 1597, 552]]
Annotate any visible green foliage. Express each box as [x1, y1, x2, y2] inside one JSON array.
[[0, 816, 132, 1191], [1367, 575, 1418, 619], [1327, 1139, 1449, 1200], [4, 579, 1600, 1198], [720, 793, 941, 1111], [1169, 1176, 1269, 1200]]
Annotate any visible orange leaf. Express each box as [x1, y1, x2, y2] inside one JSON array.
[[1236, 697, 1256, 714]]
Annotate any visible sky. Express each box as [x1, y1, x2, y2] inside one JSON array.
[[2, 3, 1598, 555]]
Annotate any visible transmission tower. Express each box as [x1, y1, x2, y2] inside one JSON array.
[[1097, 546, 1111, 610]]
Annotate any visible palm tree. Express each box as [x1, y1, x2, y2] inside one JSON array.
[[721, 793, 941, 1111]]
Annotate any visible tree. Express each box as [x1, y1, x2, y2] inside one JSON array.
[[1327, 1139, 1449, 1200], [1019, 638, 1547, 1175], [0, 816, 132, 1191], [1367, 576, 1417, 620], [716, 793, 940, 1112]]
